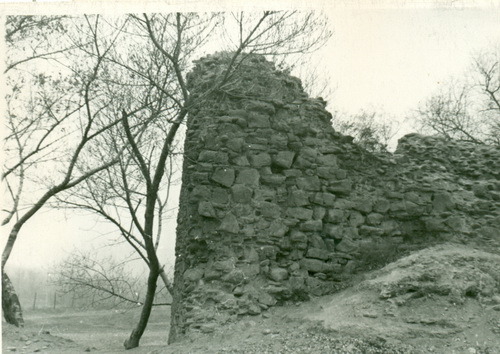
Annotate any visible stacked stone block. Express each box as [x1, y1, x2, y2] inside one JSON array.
[[168, 53, 500, 342]]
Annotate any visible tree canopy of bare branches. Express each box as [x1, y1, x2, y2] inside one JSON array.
[[2, 15, 140, 327], [53, 250, 170, 308], [332, 109, 399, 153], [415, 46, 500, 145]]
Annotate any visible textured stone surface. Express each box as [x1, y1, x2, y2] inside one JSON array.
[[235, 169, 260, 185], [211, 168, 235, 187], [169, 52, 500, 342]]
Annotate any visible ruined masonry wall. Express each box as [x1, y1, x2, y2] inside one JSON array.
[[168, 53, 500, 341]]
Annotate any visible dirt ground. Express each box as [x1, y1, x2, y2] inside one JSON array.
[[2, 306, 171, 354], [3, 244, 500, 353]]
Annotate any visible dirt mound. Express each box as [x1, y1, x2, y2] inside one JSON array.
[[292, 244, 500, 353], [366, 244, 500, 304]]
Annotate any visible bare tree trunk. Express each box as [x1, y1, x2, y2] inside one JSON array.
[[123, 265, 159, 349], [2, 271, 24, 327]]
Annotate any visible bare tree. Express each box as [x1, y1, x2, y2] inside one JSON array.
[[1, 15, 152, 327], [53, 250, 170, 308], [3, 11, 331, 348], [415, 46, 500, 145], [332, 109, 399, 152], [4, 16, 72, 73]]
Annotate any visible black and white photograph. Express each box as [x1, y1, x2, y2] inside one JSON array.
[[1, 1, 500, 353]]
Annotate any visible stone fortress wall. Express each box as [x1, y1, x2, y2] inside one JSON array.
[[168, 53, 500, 341]]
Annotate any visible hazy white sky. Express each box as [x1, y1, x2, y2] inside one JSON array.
[[2, 1, 500, 274], [325, 6, 500, 120]]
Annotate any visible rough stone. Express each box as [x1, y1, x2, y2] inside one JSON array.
[[247, 112, 271, 128], [287, 207, 313, 220], [288, 189, 310, 206], [212, 187, 229, 204], [309, 234, 327, 249], [313, 206, 326, 220], [373, 199, 390, 213], [254, 187, 276, 201], [336, 237, 358, 253], [222, 269, 246, 284], [300, 258, 334, 273], [359, 225, 384, 237], [211, 168, 235, 187], [184, 268, 204, 282], [219, 213, 240, 234], [326, 209, 345, 223], [317, 166, 336, 179], [235, 169, 260, 185], [213, 259, 235, 273], [283, 169, 302, 177], [472, 182, 490, 199], [231, 184, 253, 203], [269, 220, 288, 237], [297, 176, 321, 191], [258, 292, 277, 306], [328, 180, 352, 195], [226, 138, 245, 152], [191, 185, 211, 201], [306, 248, 330, 260], [312, 192, 336, 206], [273, 151, 296, 169], [269, 267, 289, 282], [198, 150, 229, 164], [300, 220, 323, 232], [353, 199, 373, 214], [445, 216, 469, 233], [288, 276, 305, 292], [259, 246, 277, 260], [316, 154, 337, 166], [260, 174, 286, 185], [199, 323, 218, 333], [259, 201, 281, 218], [240, 263, 260, 277], [423, 217, 447, 232], [349, 211, 365, 227], [366, 213, 384, 226], [249, 153, 272, 167], [323, 224, 342, 239], [232, 155, 250, 166], [290, 230, 308, 244], [244, 100, 276, 115], [432, 192, 456, 212], [243, 247, 260, 263], [198, 201, 216, 218]]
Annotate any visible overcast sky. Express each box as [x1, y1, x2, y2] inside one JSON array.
[[2, 1, 500, 274], [325, 6, 500, 122]]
